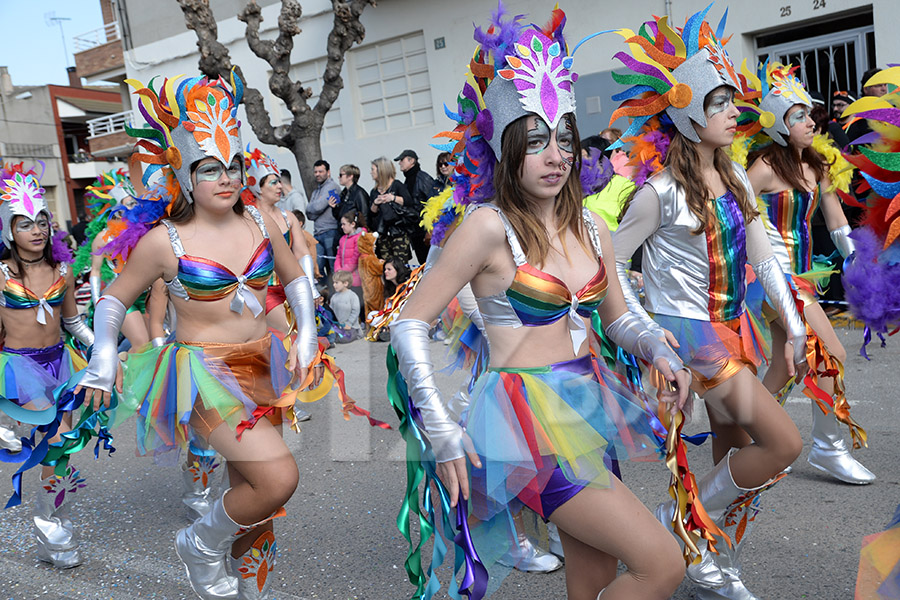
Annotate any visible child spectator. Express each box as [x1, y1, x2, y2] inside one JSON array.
[[331, 270, 363, 343], [292, 210, 322, 279], [315, 287, 337, 345], [334, 209, 367, 297]]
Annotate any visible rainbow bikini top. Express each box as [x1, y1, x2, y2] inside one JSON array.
[[162, 206, 274, 317], [758, 185, 820, 275], [0, 261, 68, 325], [469, 204, 609, 354]]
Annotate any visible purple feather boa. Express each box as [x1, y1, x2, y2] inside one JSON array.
[[580, 150, 615, 196], [50, 230, 74, 264], [844, 227, 900, 333], [473, 3, 525, 64]]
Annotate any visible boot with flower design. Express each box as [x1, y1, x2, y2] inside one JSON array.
[[33, 466, 86, 568], [230, 530, 277, 599], [182, 454, 221, 519]]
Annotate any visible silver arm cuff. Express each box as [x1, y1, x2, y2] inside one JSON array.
[[423, 245, 442, 275], [390, 318, 464, 463], [754, 256, 806, 364], [299, 254, 321, 299], [284, 276, 318, 366], [89, 274, 102, 305], [62, 315, 95, 347], [615, 262, 665, 339], [150, 336, 167, 348], [605, 311, 686, 377], [79, 295, 126, 393], [830, 225, 856, 259]]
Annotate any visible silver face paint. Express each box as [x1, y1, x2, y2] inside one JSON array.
[[787, 106, 810, 128], [526, 117, 575, 159], [194, 158, 244, 183], [705, 89, 735, 118], [15, 214, 50, 233]]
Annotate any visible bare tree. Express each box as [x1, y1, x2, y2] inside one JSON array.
[[177, 0, 375, 196]]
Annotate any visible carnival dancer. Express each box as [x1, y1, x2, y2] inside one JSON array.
[[608, 8, 809, 599], [390, 8, 694, 600], [839, 67, 900, 344], [0, 162, 97, 568], [74, 169, 150, 352], [735, 61, 873, 484], [75, 73, 327, 600], [242, 147, 318, 339]]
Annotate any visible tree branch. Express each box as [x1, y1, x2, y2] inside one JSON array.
[[317, 0, 375, 116], [176, 0, 286, 147], [239, 0, 312, 139]]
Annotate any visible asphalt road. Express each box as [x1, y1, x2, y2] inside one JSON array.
[[0, 323, 897, 599]]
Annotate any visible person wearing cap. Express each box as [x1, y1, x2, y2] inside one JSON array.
[[395, 149, 434, 264], [846, 67, 887, 146], [306, 159, 341, 284]]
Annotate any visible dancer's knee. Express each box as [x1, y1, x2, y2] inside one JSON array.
[[774, 428, 803, 469]]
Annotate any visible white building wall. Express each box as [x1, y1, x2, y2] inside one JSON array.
[[124, 0, 899, 189]]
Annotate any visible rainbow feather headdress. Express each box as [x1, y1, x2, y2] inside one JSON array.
[[84, 168, 136, 217], [838, 67, 900, 334], [609, 4, 741, 144], [125, 72, 244, 203], [736, 61, 812, 146], [0, 161, 49, 244], [243, 146, 280, 199], [427, 5, 575, 246]]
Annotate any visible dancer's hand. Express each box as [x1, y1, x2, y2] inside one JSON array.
[[115, 362, 124, 395], [784, 341, 809, 382], [661, 327, 680, 349], [436, 433, 481, 508], [74, 385, 111, 413], [654, 358, 692, 414]]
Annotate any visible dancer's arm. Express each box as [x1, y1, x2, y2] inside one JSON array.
[[391, 209, 502, 506], [75, 227, 170, 410], [746, 217, 808, 379], [61, 269, 93, 347], [819, 179, 855, 258], [89, 233, 105, 304], [611, 185, 668, 341], [591, 212, 690, 410], [146, 278, 169, 346]]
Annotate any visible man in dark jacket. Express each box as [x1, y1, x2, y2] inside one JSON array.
[[395, 149, 434, 264]]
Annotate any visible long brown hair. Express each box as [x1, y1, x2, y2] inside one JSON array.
[[493, 114, 588, 267], [748, 142, 827, 194], [666, 131, 757, 234]]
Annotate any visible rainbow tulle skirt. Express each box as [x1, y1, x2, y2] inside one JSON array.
[[120, 331, 326, 455], [466, 354, 661, 521], [0, 342, 85, 424], [653, 311, 768, 391]]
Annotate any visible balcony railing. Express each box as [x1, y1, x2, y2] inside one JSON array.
[[87, 110, 134, 138], [73, 22, 120, 53]]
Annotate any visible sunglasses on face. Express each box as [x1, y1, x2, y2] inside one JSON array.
[[439, 162, 450, 168]]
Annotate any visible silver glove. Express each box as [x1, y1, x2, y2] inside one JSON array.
[[754, 256, 806, 365], [615, 262, 666, 340], [62, 314, 94, 347], [150, 336, 167, 348], [299, 254, 321, 300], [391, 318, 465, 463], [78, 295, 126, 394], [830, 225, 856, 259], [605, 311, 686, 379], [284, 275, 318, 367], [89, 274, 102, 305]]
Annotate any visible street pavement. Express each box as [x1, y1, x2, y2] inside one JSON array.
[[0, 323, 897, 599]]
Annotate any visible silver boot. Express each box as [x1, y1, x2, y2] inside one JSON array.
[[175, 492, 242, 600], [33, 467, 86, 568], [183, 455, 221, 519], [230, 529, 277, 599], [807, 401, 875, 484], [0, 413, 21, 452], [497, 530, 563, 573], [655, 500, 726, 588], [547, 522, 565, 559]]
